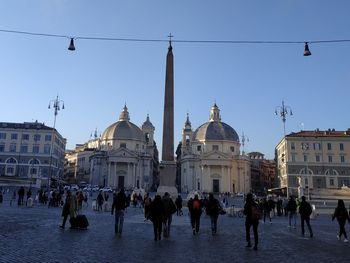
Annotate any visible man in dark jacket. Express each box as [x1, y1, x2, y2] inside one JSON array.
[[244, 193, 260, 250], [162, 192, 176, 237], [299, 196, 313, 238], [111, 189, 128, 236], [287, 196, 297, 228], [206, 193, 221, 235]]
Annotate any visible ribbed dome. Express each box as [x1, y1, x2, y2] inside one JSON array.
[[192, 104, 239, 142], [193, 121, 239, 142], [101, 105, 145, 142], [102, 121, 145, 141]]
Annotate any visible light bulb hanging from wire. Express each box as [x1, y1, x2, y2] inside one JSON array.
[[68, 38, 75, 51], [304, 42, 311, 56]]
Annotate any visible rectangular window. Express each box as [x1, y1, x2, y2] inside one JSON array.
[[34, 134, 41, 142], [291, 142, 295, 150], [330, 179, 334, 186], [32, 145, 40, 153], [44, 144, 50, 154], [315, 155, 320, 162], [11, 133, 18, 140], [230, 146, 235, 152], [341, 156, 345, 163], [303, 155, 308, 162], [327, 143, 332, 151], [291, 154, 296, 162], [120, 143, 126, 148], [313, 143, 321, 151], [45, 134, 52, 141], [212, 145, 219, 151], [197, 145, 201, 151], [22, 134, 29, 140], [0, 133, 6, 139], [9, 143, 16, 152], [328, 156, 333, 163], [21, 145, 28, 153], [0, 144, 4, 152], [340, 143, 344, 151]]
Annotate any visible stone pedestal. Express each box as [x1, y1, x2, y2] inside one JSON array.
[[157, 161, 178, 198], [298, 186, 304, 199]]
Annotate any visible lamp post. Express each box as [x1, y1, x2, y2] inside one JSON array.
[[275, 100, 293, 198], [275, 100, 293, 136], [47, 95, 64, 190]]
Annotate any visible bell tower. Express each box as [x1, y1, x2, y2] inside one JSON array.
[[181, 113, 193, 154]]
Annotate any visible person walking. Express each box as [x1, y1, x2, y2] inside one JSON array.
[[144, 193, 152, 220], [332, 199, 350, 242], [148, 194, 165, 241], [18, 186, 25, 206], [60, 190, 77, 229], [287, 196, 297, 228], [262, 198, 272, 224], [111, 189, 128, 237], [298, 196, 313, 238], [243, 193, 260, 250], [187, 194, 202, 235], [10, 190, 16, 206], [206, 193, 221, 235], [162, 192, 177, 238], [96, 191, 104, 212], [175, 195, 183, 216]]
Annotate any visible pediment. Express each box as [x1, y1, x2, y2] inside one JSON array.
[[108, 148, 138, 158], [202, 151, 229, 160]]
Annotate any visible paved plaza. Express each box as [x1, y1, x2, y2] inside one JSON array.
[[1, 196, 350, 263]]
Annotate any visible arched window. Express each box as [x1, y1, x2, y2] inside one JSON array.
[[325, 169, 338, 176], [29, 158, 40, 165], [300, 168, 313, 175], [6, 157, 17, 164], [5, 157, 17, 176]]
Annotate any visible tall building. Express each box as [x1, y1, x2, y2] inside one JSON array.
[[0, 121, 66, 188], [88, 105, 159, 191], [179, 104, 251, 193], [276, 129, 350, 198], [248, 152, 276, 195]]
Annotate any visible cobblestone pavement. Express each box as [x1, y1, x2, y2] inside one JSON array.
[[1, 199, 350, 263]]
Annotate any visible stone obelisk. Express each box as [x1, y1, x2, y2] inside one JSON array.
[[157, 38, 178, 197]]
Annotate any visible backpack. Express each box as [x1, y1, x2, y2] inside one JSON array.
[[192, 199, 201, 210], [251, 204, 262, 220]]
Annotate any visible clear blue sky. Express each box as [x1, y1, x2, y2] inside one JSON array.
[[1, 1, 349, 159]]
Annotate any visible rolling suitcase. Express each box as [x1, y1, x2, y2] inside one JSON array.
[[70, 215, 89, 229]]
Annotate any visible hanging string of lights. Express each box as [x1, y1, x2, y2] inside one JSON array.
[[1, 28, 350, 56]]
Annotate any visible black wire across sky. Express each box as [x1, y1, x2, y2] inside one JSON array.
[[1, 28, 350, 55]]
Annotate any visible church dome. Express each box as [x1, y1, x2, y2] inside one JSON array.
[[192, 104, 239, 142], [101, 105, 145, 142]]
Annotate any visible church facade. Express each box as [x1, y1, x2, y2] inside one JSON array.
[[88, 105, 158, 191], [179, 104, 250, 193]]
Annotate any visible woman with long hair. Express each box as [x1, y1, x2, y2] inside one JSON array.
[[332, 199, 350, 242]]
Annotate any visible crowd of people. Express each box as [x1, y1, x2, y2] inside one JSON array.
[[1, 186, 350, 249]]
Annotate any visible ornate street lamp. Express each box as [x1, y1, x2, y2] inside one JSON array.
[[47, 95, 64, 189]]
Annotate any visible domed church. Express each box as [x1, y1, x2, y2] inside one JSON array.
[[89, 105, 158, 191], [179, 104, 250, 193]]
